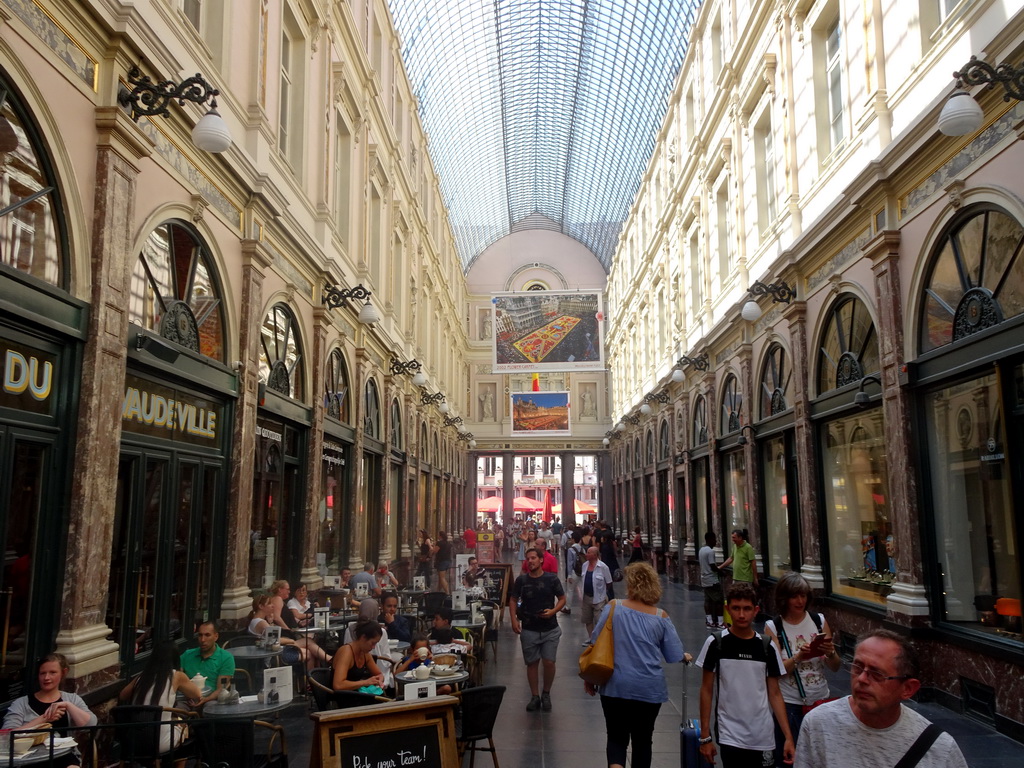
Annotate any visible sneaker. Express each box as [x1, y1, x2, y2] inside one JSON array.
[[705, 620, 715, 628], [526, 695, 541, 712], [540, 692, 552, 712]]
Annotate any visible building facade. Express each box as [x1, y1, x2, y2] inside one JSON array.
[[606, 0, 1024, 737]]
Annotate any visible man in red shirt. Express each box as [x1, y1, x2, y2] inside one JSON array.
[[522, 536, 559, 574], [463, 527, 477, 551]]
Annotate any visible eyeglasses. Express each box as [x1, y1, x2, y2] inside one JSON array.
[[844, 660, 911, 683]]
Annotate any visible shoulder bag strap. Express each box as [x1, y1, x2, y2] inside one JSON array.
[[893, 723, 944, 768], [774, 617, 808, 701]]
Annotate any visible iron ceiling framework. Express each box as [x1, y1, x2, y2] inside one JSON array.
[[388, 0, 702, 272]]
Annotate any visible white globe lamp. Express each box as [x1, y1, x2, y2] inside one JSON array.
[[937, 91, 984, 136], [191, 108, 232, 153], [741, 299, 762, 322], [671, 368, 684, 383]]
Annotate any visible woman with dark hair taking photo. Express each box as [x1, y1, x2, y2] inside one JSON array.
[[119, 641, 202, 754], [583, 562, 686, 768]]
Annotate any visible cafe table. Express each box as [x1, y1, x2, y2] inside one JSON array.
[[394, 668, 469, 697], [1, 740, 75, 766], [202, 696, 293, 719], [226, 645, 282, 661]]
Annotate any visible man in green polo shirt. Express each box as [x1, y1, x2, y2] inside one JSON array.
[[180, 621, 235, 704]]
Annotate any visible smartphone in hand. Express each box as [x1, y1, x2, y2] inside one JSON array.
[[805, 633, 829, 658]]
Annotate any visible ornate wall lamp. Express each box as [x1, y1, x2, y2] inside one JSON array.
[[624, 413, 641, 426], [457, 432, 477, 448], [938, 55, 1024, 136], [854, 374, 881, 408], [420, 389, 450, 413], [390, 357, 427, 386], [736, 425, 758, 446], [671, 352, 710, 381], [117, 66, 231, 152], [602, 429, 621, 446], [674, 449, 690, 465], [741, 279, 796, 322], [443, 415, 463, 427], [640, 391, 669, 415], [322, 282, 380, 324]]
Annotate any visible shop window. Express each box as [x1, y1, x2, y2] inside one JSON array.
[[692, 395, 708, 446], [821, 410, 892, 606], [0, 80, 67, 287], [364, 379, 381, 439], [659, 420, 671, 461], [762, 435, 793, 577], [923, 371, 1022, 636], [919, 206, 1024, 354], [324, 349, 350, 423], [129, 222, 226, 361], [320, 437, 348, 573], [390, 399, 403, 449], [720, 449, 748, 534], [720, 374, 741, 434], [760, 344, 791, 418], [259, 304, 304, 400], [817, 295, 879, 394]]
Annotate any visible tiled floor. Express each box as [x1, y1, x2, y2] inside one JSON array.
[[270, 569, 1023, 767]]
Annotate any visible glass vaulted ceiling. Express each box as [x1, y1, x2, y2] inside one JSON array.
[[388, 0, 701, 272]]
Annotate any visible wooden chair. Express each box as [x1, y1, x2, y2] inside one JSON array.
[[454, 685, 506, 768]]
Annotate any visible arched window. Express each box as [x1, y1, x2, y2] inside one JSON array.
[[720, 374, 741, 433], [0, 78, 68, 287], [817, 295, 879, 395], [259, 304, 303, 399], [919, 205, 1024, 354], [624, 443, 631, 472], [759, 344, 791, 419], [645, 430, 655, 464], [433, 433, 440, 465], [659, 420, 671, 460], [364, 378, 381, 438], [692, 396, 708, 446], [324, 349, 350, 423], [634, 438, 641, 468], [390, 399, 403, 449], [129, 221, 226, 360]]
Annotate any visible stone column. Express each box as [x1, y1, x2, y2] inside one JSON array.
[[299, 309, 330, 589], [784, 300, 822, 588], [736, 342, 759, 553], [220, 239, 273, 620], [867, 231, 929, 623], [57, 108, 151, 684]]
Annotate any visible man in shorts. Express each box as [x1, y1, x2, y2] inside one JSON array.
[[699, 531, 724, 629], [510, 548, 566, 712]]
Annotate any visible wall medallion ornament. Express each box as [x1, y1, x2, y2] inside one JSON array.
[[160, 301, 200, 352], [267, 361, 291, 394], [953, 287, 1002, 341], [835, 352, 863, 388]]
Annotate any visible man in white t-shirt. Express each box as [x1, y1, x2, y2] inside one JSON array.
[[696, 582, 793, 768], [795, 630, 968, 768]]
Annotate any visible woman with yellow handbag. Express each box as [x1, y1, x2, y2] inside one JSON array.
[[580, 562, 687, 768]]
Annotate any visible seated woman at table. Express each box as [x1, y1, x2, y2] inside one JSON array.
[[248, 594, 330, 670], [376, 563, 400, 591], [332, 620, 387, 694], [2, 653, 97, 768], [287, 583, 317, 628], [343, 599, 394, 690], [461, 556, 488, 597], [120, 641, 202, 753]]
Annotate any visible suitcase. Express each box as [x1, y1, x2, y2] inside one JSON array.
[[680, 658, 702, 767]]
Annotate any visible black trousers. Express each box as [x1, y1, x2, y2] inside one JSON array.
[[599, 694, 662, 768]]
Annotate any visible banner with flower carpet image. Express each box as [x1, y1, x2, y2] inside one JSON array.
[[491, 291, 604, 373]]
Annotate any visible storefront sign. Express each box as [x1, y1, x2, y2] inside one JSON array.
[[257, 424, 283, 442], [1, 342, 56, 415], [121, 375, 221, 445], [322, 439, 346, 467]]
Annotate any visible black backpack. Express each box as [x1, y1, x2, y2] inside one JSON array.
[[572, 545, 584, 576]]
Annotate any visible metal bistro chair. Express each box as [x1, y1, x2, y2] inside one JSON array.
[[454, 685, 506, 768], [307, 667, 392, 712], [191, 716, 287, 768], [111, 704, 197, 767]]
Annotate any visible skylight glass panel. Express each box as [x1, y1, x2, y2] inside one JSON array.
[[388, 0, 702, 271]]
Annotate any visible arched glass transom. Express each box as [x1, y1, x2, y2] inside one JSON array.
[[720, 375, 741, 434], [419, 423, 428, 459], [919, 205, 1024, 354], [259, 304, 303, 400], [324, 349, 350, 423], [390, 399, 403, 449], [633, 438, 641, 469], [817, 296, 879, 395], [760, 344, 791, 419], [387, 0, 703, 270], [0, 78, 68, 287], [659, 420, 671, 461], [645, 430, 655, 465], [130, 221, 226, 360], [692, 396, 708, 447], [364, 379, 381, 439]]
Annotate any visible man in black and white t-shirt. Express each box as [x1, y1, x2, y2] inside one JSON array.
[[510, 548, 566, 713], [696, 582, 793, 768]]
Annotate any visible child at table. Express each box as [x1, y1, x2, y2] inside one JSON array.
[[395, 636, 452, 694]]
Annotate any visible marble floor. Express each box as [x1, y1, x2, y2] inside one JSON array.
[[269, 568, 1023, 767]]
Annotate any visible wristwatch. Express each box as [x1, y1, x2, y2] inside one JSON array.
[[698, 736, 713, 745]]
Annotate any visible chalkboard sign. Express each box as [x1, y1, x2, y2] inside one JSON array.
[[478, 563, 513, 623], [340, 724, 440, 768], [310, 697, 459, 768]]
